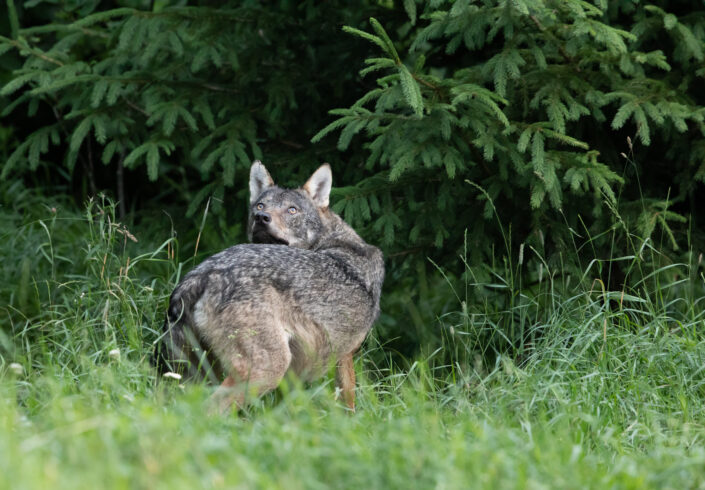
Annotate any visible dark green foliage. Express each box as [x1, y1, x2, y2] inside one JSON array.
[[317, 1, 705, 262], [3, 1, 703, 251], [0, 1, 383, 216], [2, 1, 705, 358]]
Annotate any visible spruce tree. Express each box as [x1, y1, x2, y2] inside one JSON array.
[[2, 0, 703, 277], [315, 1, 704, 266]]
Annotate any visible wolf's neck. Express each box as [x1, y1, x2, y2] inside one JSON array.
[[313, 211, 368, 254], [313, 209, 384, 305]]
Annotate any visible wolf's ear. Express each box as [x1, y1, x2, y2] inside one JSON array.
[[303, 164, 332, 208], [249, 160, 274, 204]]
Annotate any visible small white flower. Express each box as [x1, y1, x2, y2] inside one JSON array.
[[163, 372, 182, 380], [9, 363, 24, 376], [108, 348, 121, 361]]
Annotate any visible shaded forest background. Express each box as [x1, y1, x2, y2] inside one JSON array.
[[1, 0, 704, 360]]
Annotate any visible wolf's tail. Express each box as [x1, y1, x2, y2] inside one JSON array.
[[152, 278, 222, 383], [151, 317, 192, 377]]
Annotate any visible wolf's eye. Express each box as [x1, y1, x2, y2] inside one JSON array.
[[256, 203, 264, 210], [288, 206, 297, 214]]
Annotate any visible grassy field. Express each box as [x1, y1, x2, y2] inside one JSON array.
[[1, 188, 705, 489]]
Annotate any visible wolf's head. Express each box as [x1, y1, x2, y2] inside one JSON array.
[[247, 161, 332, 249]]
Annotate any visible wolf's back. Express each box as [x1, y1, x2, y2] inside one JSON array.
[[155, 243, 383, 379]]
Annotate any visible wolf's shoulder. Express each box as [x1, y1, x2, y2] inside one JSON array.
[[212, 243, 314, 261], [190, 244, 333, 274], [186, 243, 379, 294]]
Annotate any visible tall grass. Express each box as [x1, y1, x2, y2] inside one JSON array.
[[1, 181, 705, 488]]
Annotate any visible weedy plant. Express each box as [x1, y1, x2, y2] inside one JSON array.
[[0, 190, 174, 405], [1, 174, 704, 487]]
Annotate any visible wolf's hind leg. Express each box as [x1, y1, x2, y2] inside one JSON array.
[[335, 352, 356, 411], [209, 334, 293, 415], [209, 375, 243, 415]]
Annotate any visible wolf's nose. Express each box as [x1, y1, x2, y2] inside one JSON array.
[[254, 211, 271, 224]]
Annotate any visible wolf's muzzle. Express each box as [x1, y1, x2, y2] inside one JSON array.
[[254, 211, 271, 224], [251, 221, 289, 245]]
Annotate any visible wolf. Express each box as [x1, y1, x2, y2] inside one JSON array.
[[155, 161, 384, 413]]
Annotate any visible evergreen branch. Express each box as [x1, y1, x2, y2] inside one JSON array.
[[0, 35, 64, 66], [360, 58, 397, 77], [123, 98, 150, 117], [342, 26, 390, 56], [369, 18, 401, 64], [71, 8, 137, 28], [20, 24, 111, 39], [33, 72, 241, 94], [527, 15, 575, 66], [6, 0, 19, 39], [412, 73, 439, 91], [29, 75, 99, 95], [148, 7, 256, 22], [398, 65, 424, 116]]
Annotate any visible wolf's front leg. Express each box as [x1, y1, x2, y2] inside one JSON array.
[[335, 352, 356, 411]]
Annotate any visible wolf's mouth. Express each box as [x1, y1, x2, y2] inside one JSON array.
[[251, 225, 289, 246]]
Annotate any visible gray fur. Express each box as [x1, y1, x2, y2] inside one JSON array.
[[157, 162, 384, 411]]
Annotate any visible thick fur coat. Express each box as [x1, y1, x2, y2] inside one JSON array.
[[156, 162, 384, 412]]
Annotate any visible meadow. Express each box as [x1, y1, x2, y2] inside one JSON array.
[[3, 2, 705, 488], [1, 181, 704, 489]]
